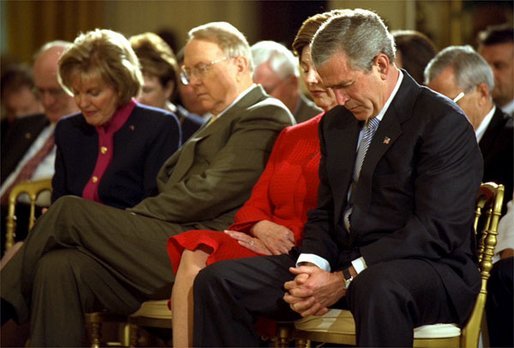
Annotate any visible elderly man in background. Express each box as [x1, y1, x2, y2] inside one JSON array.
[[252, 40, 321, 123], [425, 45, 513, 206], [0, 41, 78, 255], [477, 24, 514, 116], [0, 22, 294, 346]]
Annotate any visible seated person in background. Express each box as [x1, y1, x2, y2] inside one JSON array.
[[167, 10, 339, 347], [251, 40, 321, 123], [129, 32, 204, 143], [0, 41, 78, 255], [175, 47, 211, 120], [0, 21, 294, 347], [53, 29, 181, 208], [392, 29, 437, 84], [424, 45, 513, 208], [1, 63, 43, 142], [191, 9, 483, 347], [477, 23, 514, 116], [486, 191, 513, 348]]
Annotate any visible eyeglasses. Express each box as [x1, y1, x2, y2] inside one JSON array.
[[33, 87, 66, 98], [452, 91, 466, 103], [180, 57, 230, 86]]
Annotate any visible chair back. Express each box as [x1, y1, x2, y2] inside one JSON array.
[[461, 182, 504, 347], [5, 178, 52, 250]]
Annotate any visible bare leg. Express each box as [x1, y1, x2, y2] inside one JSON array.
[[172, 247, 211, 348]]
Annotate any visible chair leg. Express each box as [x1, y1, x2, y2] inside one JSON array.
[[295, 338, 310, 348], [85, 312, 102, 348], [273, 323, 292, 348], [128, 323, 140, 347]]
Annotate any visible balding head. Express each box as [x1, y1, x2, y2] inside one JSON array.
[[33, 41, 78, 123]]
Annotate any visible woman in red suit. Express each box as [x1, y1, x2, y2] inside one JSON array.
[[167, 11, 342, 347]]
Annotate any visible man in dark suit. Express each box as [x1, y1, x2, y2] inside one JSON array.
[[0, 41, 78, 254], [425, 44, 514, 348], [425, 45, 513, 207], [192, 9, 483, 347], [0, 22, 294, 346]]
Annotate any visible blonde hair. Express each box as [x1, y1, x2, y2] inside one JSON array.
[[59, 29, 143, 105]]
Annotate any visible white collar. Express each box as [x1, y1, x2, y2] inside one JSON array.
[[476, 105, 496, 142]]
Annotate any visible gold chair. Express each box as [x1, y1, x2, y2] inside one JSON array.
[[294, 182, 504, 348], [5, 178, 52, 250], [127, 299, 172, 346], [4, 179, 128, 347]]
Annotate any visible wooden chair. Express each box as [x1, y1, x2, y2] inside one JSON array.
[[293, 182, 504, 348], [5, 178, 52, 250]]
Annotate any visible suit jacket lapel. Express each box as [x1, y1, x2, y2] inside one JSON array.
[[352, 71, 419, 210], [161, 85, 267, 184], [323, 106, 360, 221]]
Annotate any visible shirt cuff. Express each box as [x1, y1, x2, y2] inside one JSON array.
[[351, 257, 367, 274], [296, 253, 331, 272]]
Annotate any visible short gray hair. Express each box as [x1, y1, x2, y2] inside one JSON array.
[[188, 21, 253, 71], [251, 40, 299, 79], [311, 8, 395, 72], [424, 45, 494, 93]]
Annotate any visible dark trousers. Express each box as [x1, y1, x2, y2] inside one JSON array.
[[193, 255, 459, 347], [486, 257, 513, 347], [0, 196, 193, 347]]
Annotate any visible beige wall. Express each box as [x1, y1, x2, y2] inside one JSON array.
[[104, 0, 260, 50]]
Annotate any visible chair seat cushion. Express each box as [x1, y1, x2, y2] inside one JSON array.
[[295, 309, 461, 338], [413, 323, 461, 338], [131, 300, 172, 319]]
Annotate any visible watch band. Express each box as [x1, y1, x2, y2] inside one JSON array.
[[342, 267, 352, 281], [342, 268, 353, 289]]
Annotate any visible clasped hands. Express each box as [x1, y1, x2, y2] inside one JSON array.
[[283, 264, 346, 317]]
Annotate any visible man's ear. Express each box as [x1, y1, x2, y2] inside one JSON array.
[[375, 53, 390, 76], [234, 56, 248, 73], [476, 82, 491, 106]]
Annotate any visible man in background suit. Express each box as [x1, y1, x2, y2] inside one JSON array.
[[192, 9, 482, 347], [0, 22, 294, 346], [0, 41, 78, 254], [424, 45, 514, 348], [0, 63, 43, 144], [252, 40, 321, 123], [425, 45, 513, 208], [477, 24, 514, 116]]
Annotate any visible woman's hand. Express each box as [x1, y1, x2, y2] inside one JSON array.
[[224, 230, 272, 255], [250, 220, 295, 254]]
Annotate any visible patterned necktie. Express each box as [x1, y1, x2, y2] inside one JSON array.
[[1, 133, 55, 204], [353, 117, 380, 181], [343, 117, 380, 231]]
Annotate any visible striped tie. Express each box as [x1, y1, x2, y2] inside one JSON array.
[[343, 117, 380, 231]]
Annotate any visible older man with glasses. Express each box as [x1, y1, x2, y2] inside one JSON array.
[[424, 45, 513, 208], [0, 41, 78, 255], [250, 40, 321, 123], [0, 22, 294, 346]]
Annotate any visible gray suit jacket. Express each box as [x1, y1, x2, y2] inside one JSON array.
[[294, 94, 322, 123], [129, 85, 295, 229]]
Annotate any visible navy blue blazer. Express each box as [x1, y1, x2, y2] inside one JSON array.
[[301, 72, 483, 325], [52, 104, 181, 209]]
